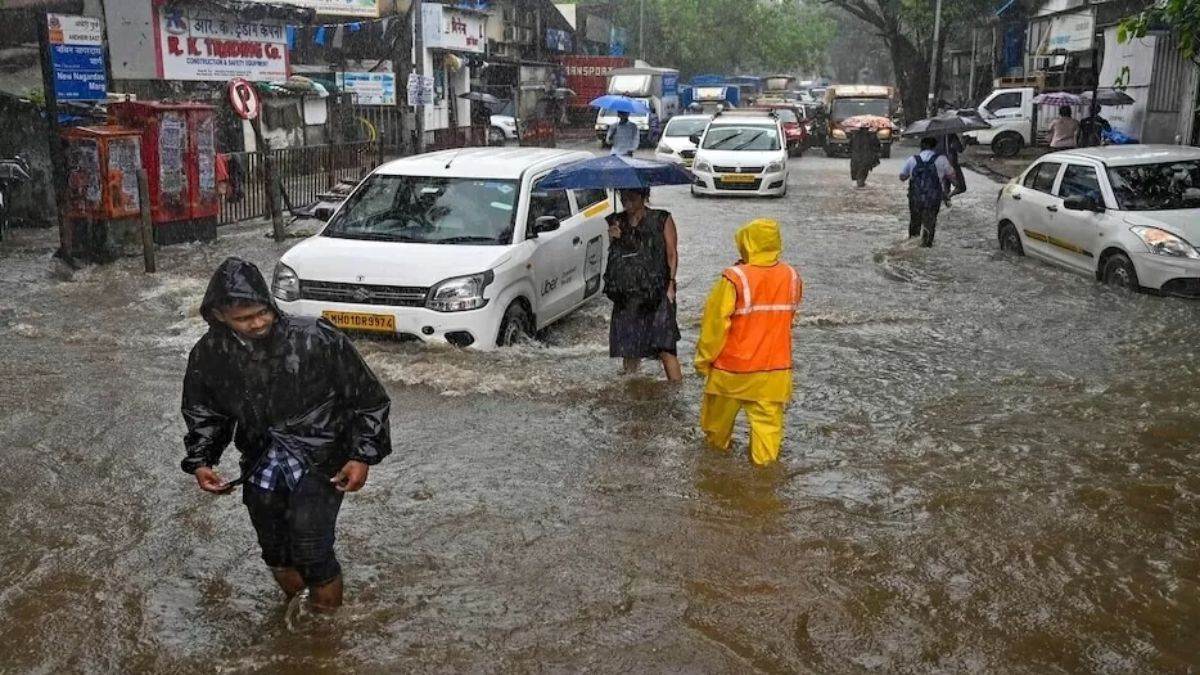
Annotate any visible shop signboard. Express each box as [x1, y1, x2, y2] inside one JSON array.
[[242, 0, 378, 18], [1043, 9, 1094, 53], [155, 5, 289, 82], [422, 3, 486, 54], [47, 14, 107, 101], [338, 72, 397, 106]]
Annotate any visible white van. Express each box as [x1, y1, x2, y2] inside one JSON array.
[[271, 148, 613, 349]]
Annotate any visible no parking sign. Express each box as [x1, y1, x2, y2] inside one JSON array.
[[227, 78, 261, 120]]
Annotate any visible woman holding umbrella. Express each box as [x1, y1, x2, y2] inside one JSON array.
[[607, 187, 682, 381], [533, 153, 692, 381]]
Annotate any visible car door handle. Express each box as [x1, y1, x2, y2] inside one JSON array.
[[1011, 194, 1021, 200], [1046, 205, 1058, 212], [572, 236, 581, 246]]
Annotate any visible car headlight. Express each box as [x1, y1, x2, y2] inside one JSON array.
[[596, 123, 608, 131], [695, 160, 712, 173], [878, 128, 892, 139], [832, 128, 847, 139], [657, 144, 673, 154], [426, 270, 494, 312], [765, 160, 784, 173], [637, 124, 649, 131], [500, 119, 516, 129], [1130, 226, 1200, 259], [272, 263, 300, 302]]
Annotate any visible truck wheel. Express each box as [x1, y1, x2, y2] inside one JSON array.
[[488, 127, 506, 145], [497, 301, 534, 346], [823, 144, 836, 157], [991, 132, 1023, 158]]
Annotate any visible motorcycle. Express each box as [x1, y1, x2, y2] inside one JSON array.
[[0, 155, 32, 241]]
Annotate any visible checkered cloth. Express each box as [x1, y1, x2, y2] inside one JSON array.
[[250, 440, 306, 492]]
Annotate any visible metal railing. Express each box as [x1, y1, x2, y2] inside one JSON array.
[[219, 140, 381, 225]]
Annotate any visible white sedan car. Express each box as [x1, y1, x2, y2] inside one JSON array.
[[690, 111, 789, 198], [996, 145, 1200, 296], [654, 114, 711, 166]]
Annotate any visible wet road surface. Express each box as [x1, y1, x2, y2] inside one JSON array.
[[2, 147, 1199, 672]]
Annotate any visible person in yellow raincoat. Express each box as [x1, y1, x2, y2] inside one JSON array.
[[694, 219, 802, 466]]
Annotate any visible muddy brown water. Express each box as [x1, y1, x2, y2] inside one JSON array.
[[1, 152, 1198, 672]]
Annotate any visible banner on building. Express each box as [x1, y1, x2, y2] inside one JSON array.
[[242, 0, 378, 18], [421, 3, 486, 54], [338, 71, 396, 106], [1042, 9, 1094, 53], [47, 14, 107, 101], [407, 72, 434, 106], [1098, 26, 1155, 140], [155, 5, 289, 82]]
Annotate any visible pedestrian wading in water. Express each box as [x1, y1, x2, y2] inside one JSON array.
[[848, 126, 881, 188], [900, 137, 956, 248], [181, 257, 392, 612], [604, 187, 683, 382], [695, 219, 803, 466]]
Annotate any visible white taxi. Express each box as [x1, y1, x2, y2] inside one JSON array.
[[689, 110, 789, 197], [996, 145, 1200, 296], [272, 148, 613, 349], [654, 114, 711, 166]]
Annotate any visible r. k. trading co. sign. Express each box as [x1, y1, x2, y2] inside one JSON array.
[[155, 5, 289, 82], [47, 14, 107, 101]]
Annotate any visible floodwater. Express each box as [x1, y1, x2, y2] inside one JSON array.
[[1, 149, 1199, 672]]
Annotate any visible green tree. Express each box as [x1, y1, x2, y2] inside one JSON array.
[[612, 0, 835, 77], [1118, 0, 1200, 66]]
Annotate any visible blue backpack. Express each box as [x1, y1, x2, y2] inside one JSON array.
[[909, 154, 944, 209]]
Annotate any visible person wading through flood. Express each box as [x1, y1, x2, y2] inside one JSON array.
[[695, 219, 802, 466], [607, 110, 640, 157], [900, 137, 955, 248], [604, 187, 682, 381], [180, 257, 392, 612], [848, 126, 881, 188]]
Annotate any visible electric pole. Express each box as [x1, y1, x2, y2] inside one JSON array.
[[639, 0, 645, 60], [927, 0, 943, 117]]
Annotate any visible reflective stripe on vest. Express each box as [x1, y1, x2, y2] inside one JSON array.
[[713, 263, 801, 374]]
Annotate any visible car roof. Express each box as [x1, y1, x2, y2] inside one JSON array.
[[668, 114, 712, 121], [709, 116, 779, 127], [375, 148, 593, 179], [1043, 144, 1200, 167]]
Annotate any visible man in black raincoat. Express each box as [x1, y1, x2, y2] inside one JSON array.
[[181, 257, 391, 612], [848, 127, 881, 188]]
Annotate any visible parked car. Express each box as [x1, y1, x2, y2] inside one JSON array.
[[996, 145, 1200, 296], [489, 99, 518, 144], [272, 148, 614, 349], [654, 113, 711, 166], [689, 110, 789, 198]]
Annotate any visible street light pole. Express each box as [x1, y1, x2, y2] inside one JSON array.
[[928, 0, 943, 117], [639, 0, 645, 60]]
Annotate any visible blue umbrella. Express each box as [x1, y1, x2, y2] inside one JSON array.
[[536, 154, 694, 190], [589, 94, 651, 115]]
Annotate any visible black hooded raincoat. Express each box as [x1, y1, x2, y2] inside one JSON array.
[[181, 258, 392, 478]]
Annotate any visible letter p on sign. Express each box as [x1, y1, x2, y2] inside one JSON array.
[[228, 78, 261, 120]]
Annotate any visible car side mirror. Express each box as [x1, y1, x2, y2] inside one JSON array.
[[533, 215, 561, 234], [1063, 194, 1105, 213], [689, 133, 701, 145]]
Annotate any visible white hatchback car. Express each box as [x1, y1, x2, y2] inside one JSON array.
[[996, 145, 1200, 296], [690, 111, 789, 197], [654, 114, 711, 167], [272, 148, 613, 349]]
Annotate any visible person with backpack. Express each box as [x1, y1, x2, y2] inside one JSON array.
[[694, 218, 803, 466], [900, 137, 955, 247], [605, 187, 682, 381]]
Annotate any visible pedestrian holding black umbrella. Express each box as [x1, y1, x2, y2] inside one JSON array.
[[899, 137, 956, 247]]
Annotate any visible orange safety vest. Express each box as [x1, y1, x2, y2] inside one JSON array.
[[712, 262, 801, 373]]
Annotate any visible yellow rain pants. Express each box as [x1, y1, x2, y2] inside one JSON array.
[[700, 394, 786, 466]]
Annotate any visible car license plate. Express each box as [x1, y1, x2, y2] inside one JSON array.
[[322, 310, 396, 333], [720, 173, 756, 183]]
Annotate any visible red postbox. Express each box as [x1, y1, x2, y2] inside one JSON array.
[[109, 101, 219, 243], [61, 125, 143, 221]]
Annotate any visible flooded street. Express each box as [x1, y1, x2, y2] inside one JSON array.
[[2, 148, 1199, 672]]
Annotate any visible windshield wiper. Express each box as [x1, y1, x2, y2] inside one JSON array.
[[323, 231, 426, 242], [433, 235, 499, 244], [705, 132, 743, 149], [730, 132, 767, 151]]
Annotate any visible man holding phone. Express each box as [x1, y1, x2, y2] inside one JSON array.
[[181, 257, 392, 612]]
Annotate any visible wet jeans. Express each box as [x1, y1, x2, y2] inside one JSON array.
[[909, 202, 940, 248], [243, 471, 344, 586]]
